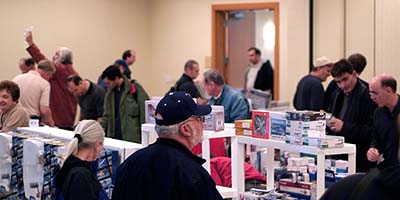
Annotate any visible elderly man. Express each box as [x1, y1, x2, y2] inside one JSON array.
[[0, 80, 29, 131], [326, 59, 376, 172], [367, 74, 400, 169], [203, 69, 249, 123], [293, 56, 333, 111], [101, 65, 149, 143], [18, 57, 36, 73], [24, 29, 78, 130], [112, 92, 223, 200], [66, 75, 105, 122], [13, 59, 55, 126]]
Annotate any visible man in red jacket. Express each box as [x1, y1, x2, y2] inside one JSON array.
[[24, 29, 78, 130]]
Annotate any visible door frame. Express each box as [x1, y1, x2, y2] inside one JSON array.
[[211, 2, 280, 100]]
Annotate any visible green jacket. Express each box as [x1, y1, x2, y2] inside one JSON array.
[[102, 77, 150, 143]]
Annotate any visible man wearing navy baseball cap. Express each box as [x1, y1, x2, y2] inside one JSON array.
[[112, 92, 223, 200]]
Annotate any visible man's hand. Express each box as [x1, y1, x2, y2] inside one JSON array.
[[24, 26, 34, 46], [327, 117, 343, 132], [367, 147, 380, 162]]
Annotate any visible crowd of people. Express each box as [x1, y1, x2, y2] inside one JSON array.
[[1, 27, 400, 199]]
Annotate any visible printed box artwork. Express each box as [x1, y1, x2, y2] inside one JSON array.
[[0, 133, 13, 199], [203, 106, 224, 131], [145, 100, 160, 124], [96, 150, 119, 198], [252, 110, 270, 139], [269, 111, 287, 141]]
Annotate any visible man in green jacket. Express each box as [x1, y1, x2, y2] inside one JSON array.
[[101, 65, 150, 143]]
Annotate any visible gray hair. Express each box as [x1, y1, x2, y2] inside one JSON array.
[[203, 69, 225, 86], [56, 47, 73, 65], [62, 120, 105, 166], [155, 124, 179, 137]]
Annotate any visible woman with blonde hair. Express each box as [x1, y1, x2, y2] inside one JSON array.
[[55, 120, 109, 200]]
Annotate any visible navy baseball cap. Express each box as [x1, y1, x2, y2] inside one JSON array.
[[155, 92, 211, 126]]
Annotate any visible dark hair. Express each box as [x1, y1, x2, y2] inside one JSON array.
[[66, 75, 82, 85], [248, 47, 261, 56], [101, 65, 122, 81], [122, 50, 132, 60], [348, 53, 367, 74], [184, 59, 198, 71], [331, 59, 354, 78], [203, 69, 225, 86], [0, 80, 20, 101], [25, 58, 35, 67], [381, 76, 397, 93]]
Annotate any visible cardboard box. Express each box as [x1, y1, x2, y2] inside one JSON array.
[[236, 128, 252, 137], [145, 100, 159, 123], [269, 111, 287, 141], [252, 110, 270, 139], [234, 119, 252, 129], [203, 105, 224, 131], [303, 135, 344, 148]]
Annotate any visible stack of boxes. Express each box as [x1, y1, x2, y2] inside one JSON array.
[[285, 111, 326, 145], [234, 119, 252, 137]]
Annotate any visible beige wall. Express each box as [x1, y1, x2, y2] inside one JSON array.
[[150, 0, 310, 103], [0, 0, 152, 93], [0, 0, 311, 103]]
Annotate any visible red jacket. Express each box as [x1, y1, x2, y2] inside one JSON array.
[[27, 44, 78, 128], [210, 157, 266, 187]]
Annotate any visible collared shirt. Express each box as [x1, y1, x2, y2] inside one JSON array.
[[13, 70, 50, 116]]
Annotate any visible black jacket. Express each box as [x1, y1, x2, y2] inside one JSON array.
[[327, 80, 377, 172], [371, 95, 400, 169], [174, 74, 200, 98], [55, 155, 108, 200], [112, 138, 223, 200], [245, 60, 274, 97]]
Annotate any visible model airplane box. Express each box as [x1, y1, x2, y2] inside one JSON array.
[[286, 111, 326, 138], [0, 133, 12, 198], [96, 150, 119, 198], [252, 110, 270, 139], [10, 134, 27, 199], [203, 105, 224, 131], [23, 138, 63, 200], [303, 135, 344, 149], [145, 99, 160, 124], [269, 111, 287, 141], [279, 178, 316, 200]]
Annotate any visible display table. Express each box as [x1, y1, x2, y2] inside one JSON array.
[[231, 136, 356, 199], [17, 127, 144, 162]]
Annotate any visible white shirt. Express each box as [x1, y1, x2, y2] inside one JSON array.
[[246, 60, 263, 92], [12, 70, 50, 116]]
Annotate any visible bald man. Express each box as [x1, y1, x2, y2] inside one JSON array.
[[367, 74, 400, 169]]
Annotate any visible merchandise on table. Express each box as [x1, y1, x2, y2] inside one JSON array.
[[203, 105, 224, 131]]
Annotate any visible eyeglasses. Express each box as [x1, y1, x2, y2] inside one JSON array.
[[181, 116, 205, 125]]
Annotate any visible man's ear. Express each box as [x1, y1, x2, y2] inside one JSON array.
[[179, 123, 192, 137]]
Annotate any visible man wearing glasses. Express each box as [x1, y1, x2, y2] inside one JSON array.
[[112, 92, 223, 200]]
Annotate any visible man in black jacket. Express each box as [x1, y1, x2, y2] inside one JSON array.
[[112, 92, 223, 200], [327, 59, 376, 172], [367, 74, 400, 169], [244, 47, 274, 98]]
